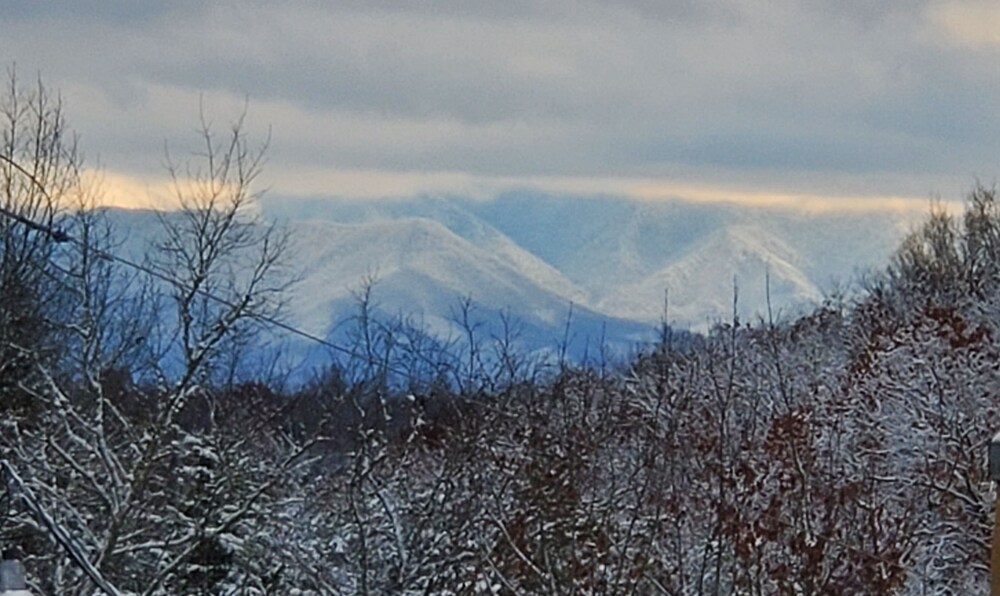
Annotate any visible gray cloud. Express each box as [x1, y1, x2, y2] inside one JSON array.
[[0, 0, 996, 201], [0, 1, 177, 24]]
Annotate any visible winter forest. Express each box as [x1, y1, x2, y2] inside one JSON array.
[[2, 76, 1000, 595]]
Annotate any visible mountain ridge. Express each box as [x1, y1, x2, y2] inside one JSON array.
[[98, 192, 921, 365], [260, 192, 919, 328]]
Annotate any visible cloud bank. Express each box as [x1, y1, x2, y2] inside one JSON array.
[[2, 1, 997, 207]]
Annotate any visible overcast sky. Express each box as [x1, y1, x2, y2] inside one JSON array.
[[2, 0, 1000, 210]]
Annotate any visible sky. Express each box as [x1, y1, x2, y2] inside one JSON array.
[[2, 0, 1000, 211]]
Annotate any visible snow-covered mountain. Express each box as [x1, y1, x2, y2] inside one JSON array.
[[290, 217, 587, 337], [261, 192, 919, 329], [598, 224, 822, 324], [101, 192, 922, 365], [284, 215, 656, 363]]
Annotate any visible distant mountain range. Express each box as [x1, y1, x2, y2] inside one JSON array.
[[262, 191, 921, 323], [105, 192, 925, 365]]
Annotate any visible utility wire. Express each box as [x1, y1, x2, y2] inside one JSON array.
[[1, 460, 122, 596], [0, 198, 456, 384], [0, 153, 429, 380], [0, 203, 69, 242], [1, 154, 532, 434], [0, 160, 483, 405]]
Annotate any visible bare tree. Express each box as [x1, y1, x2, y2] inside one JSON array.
[[0, 89, 312, 594], [0, 68, 79, 416], [154, 108, 293, 394]]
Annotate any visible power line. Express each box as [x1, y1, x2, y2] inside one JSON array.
[[0, 204, 69, 243], [0, 198, 357, 355], [0, 153, 433, 380], [1, 460, 122, 595]]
